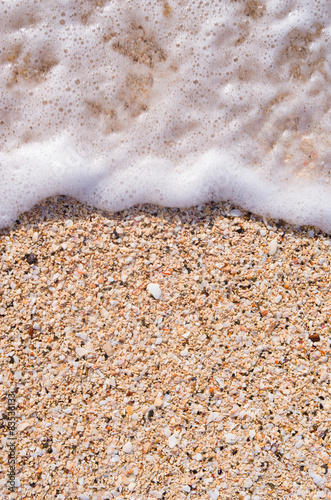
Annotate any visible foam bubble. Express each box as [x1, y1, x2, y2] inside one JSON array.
[[0, 0, 330, 231]]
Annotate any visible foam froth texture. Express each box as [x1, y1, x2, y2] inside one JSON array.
[[0, 0, 330, 230]]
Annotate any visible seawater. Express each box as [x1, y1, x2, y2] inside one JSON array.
[[0, 0, 330, 231]]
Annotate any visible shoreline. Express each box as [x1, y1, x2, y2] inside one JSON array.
[[1, 196, 331, 500]]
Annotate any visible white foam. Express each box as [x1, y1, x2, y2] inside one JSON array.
[[0, 0, 330, 231]]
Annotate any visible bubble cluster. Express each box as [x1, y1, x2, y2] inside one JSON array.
[[0, 0, 330, 230]]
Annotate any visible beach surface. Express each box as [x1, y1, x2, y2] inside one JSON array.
[[1, 197, 331, 500]]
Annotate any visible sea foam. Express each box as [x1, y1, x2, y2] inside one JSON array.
[[0, 0, 330, 231]]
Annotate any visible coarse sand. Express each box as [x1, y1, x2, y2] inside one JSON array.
[[1, 196, 331, 500]]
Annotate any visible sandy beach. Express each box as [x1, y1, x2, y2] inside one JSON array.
[[1, 196, 331, 500]]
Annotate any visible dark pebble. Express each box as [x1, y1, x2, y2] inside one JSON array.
[[26, 253, 37, 264]]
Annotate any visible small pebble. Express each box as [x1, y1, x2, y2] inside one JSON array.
[[230, 209, 242, 216], [122, 442, 133, 454], [64, 219, 74, 228], [149, 491, 164, 499], [268, 238, 278, 255], [26, 253, 37, 264], [180, 348, 190, 357], [103, 342, 114, 356], [142, 442, 151, 453]]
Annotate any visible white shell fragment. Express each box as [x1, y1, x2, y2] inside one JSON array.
[[244, 479, 253, 489], [168, 435, 178, 449], [149, 491, 164, 499], [208, 489, 219, 500], [17, 422, 32, 432], [180, 349, 190, 357], [225, 433, 238, 444], [308, 470, 325, 486], [207, 412, 222, 424], [75, 347, 88, 357], [163, 427, 171, 438], [147, 283, 162, 299]]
